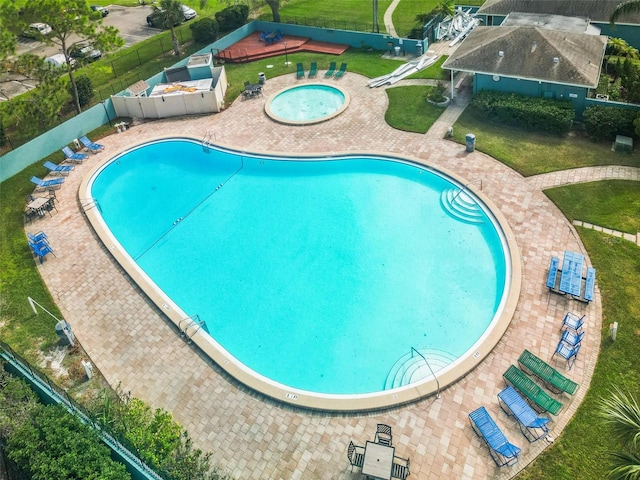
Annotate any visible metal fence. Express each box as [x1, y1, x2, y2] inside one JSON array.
[[0, 340, 166, 480]]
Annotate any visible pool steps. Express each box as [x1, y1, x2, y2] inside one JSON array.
[[385, 348, 457, 389], [440, 188, 485, 224]]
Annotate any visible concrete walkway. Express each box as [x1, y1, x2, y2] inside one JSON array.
[[27, 64, 639, 479]]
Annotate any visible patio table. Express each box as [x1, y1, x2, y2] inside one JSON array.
[[27, 196, 51, 217], [362, 441, 394, 480], [559, 250, 584, 297]]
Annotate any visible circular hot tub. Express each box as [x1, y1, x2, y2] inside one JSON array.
[[265, 83, 350, 125]]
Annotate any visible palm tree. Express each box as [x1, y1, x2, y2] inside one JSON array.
[[151, 0, 184, 56], [610, 0, 640, 25], [599, 388, 640, 479], [608, 37, 640, 59]]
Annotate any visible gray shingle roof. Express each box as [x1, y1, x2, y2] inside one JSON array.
[[477, 0, 640, 24], [441, 26, 607, 87]]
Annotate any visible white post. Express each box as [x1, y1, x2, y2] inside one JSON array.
[[610, 322, 618, 341]]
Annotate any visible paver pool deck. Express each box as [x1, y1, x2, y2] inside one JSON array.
[[33, 70, 604, 479]]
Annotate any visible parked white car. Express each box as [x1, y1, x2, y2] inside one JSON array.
[[181, 5, 196, 20], [23, 23, 52, 38], [45, 54, 76, 68]]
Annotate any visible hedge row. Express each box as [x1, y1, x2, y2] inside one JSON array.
[[470, 91, 575, 135], [583, 105, 638, 141]]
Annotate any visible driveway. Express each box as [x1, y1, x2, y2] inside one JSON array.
[[3, 6, 160, 100]]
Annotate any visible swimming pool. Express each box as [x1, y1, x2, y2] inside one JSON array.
[[264, 83, 350, 125], [82, 138, 520, 411]]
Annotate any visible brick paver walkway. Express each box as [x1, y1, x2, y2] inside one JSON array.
[[28, 69, 621, 479]]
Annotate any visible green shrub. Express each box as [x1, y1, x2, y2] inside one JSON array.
[[190, 17, 219, 44], [214, 5, 249, 32], [470, 91, 574, 134], [7, 404, 131, 480], [583, 105, 638, 141]]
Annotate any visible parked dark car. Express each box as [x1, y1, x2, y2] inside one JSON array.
[[69, 43, 102, 62], [90, 5, 109, 17]]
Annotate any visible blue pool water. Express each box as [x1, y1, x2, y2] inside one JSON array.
[[90, 139, 508, 395], [268, 84, 346, 122]]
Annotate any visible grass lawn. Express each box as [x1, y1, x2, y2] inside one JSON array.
[[222, 49, 445, 102], [452, 109, 640, 176], [406, 55, 449, 80], [546, 180, 640, 233], [272, 0, 393, 33], [385, 85, 446, 133]]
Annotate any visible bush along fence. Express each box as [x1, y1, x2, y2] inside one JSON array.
[[0, 340, 165, 480], [470, 90, 575, 135]]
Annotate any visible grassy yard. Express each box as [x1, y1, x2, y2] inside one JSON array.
[[385, 85, 446, 133], [277, 0, 393, 33], [452, 109, 640, 176]]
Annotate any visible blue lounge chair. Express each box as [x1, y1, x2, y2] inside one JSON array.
[[560, 328, 584, 347], [308, 62, 317, 78], [62, 146, 88, 163], [296, 62, 305, 79], [469, 406, 521, 467], [79, 135, 104, 153], [560, 312, 585, 333], [27, 231, 48, 244], [497, 386, 550, 442], [30, 176, 64, 191], [333, 62, 348, 79], [324, 61, 336, 78], [552, 341, 581, 370], [44, 161, 74, 176], [28, 241, 55, 263]]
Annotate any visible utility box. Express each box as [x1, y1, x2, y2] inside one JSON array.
[[465, 133, 476, 152], [614, 135, 633, 153]]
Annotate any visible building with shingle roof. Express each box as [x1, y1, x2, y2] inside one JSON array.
[[441, 24, 607, 114], [476, 0, 640, 47]]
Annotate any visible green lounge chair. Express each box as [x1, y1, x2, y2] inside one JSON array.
[[518, 349, 578, 395], [503, 365, 563, 415], [324, 61, 336, 78], [333, 62, 347, 79], [296, 62, 305, 79], [308, 61, 317, 78]]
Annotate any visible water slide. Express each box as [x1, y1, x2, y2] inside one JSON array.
[[367, 54, 440, 88]]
